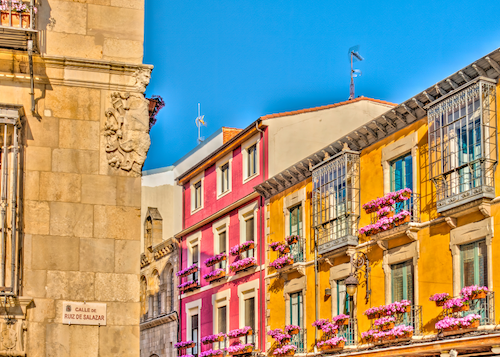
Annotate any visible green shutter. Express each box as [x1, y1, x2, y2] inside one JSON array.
[[460, 239, 487, 288], [391, 260, 413, 302]]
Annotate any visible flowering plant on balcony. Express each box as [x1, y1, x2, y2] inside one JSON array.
[[205, 253, 227, 267], [362, 189, 412, 214], [429, 292, 450, 304], [316, 336, 346, 348], [174, 341, 196, 349], [384, 300, 412, 314], [373, 316, 396, 329], [376, 206, 394, 219], [267, 328, 284, 338], [284, 325, 301, 334], [226, 344, 253, 354], [273, 344, 297, 355], [269, 255, 294, 269], [270, 242, 289, 254], [177, 264, 198, 277], [229, 257, 256, 272], [177, 280, 198, 290], [230, 241, 255, 256], [269, 331, 291, 344], [435, 316, 460, 331], [201, 333, 226, 344], [200, 349, 224, 357], [312, 318, 329, 328], [391, 325, 413, 337], [361, 329, 378, 342], [285, 235, 300, 245], [460, 285, 489, 300], [364, 306, 381, 318], [203, 268, 226, 282], [320, 322, 339, 335], [443, 297, 469, 310], [227, 326, 252, 338], [332, 314, 349, 325], [393, 210, 411, 224]]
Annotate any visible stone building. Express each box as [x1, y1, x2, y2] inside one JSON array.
[[0, 0, 153, 356]]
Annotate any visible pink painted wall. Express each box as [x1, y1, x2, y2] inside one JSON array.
[[178, 128, 268, 353]]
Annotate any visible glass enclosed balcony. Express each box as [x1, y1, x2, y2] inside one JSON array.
[[428, 78, 497, 214]]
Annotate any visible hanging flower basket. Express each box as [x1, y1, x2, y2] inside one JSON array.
[[429, 292, 450, 307], [332, 314, 349, 326], [285, 325, 300, 335], [470, 291, 486, 300]]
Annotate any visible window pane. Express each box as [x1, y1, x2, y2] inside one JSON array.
[[219, 231, 226, 253], [479, 240, 488, 287], [245, 298, 255, 330], [461, 241, 476, 287], [391, 260, 412, 302], [290, 292, 303, 327], [337, 279, 347, 316], [246, 218, 254, 241], [218, 306, 227, 333]]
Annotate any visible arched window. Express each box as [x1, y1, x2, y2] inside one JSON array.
[[152, 270, 160, 317], [144, 217, 152, 251]]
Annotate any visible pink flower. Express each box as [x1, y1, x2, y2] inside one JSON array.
[[273, 345, 297, 355], [229, 241, 255, 256], [226, 326, 252, 338], [429, 292, 450, 302], [229, 257, 256, 272], [177, 264, 198, 277], [312, 319, 329, 327], [285, 325, 301, 333], [204, 253, 227, 266], [270, 255, 293, 269], [443, 297, 468, 310], [373, 316, 395, 328], [332, 314, 349, 323], [225, 344, 252, 353]]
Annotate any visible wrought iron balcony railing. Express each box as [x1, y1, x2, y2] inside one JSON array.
[[338, 318, 357, 346], [289, 237, 305, 263], [370, 305, 423, 336], [445, 292, 495, 326], [290, 329, 306, 353]]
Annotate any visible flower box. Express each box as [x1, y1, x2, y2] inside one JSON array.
[[1, 11, 30, 29], [230, 241, 255, 256], [319, 341, 345, 351], [444, 325, 459, 332], [205, 270, 226, 283], [436, 301, 446, 307], [230, 347, 253, 355], [471, 291, 486, 300], [469, 320, 480, 328], [452, 305, 469, 313], [381, 323, 395, 331], [287, 328, 299, 335], [287, 236, 298, 245], [205, 254, 227, 267], [285, 325, 300, 335], [230, 257, 257, 273], [232, 262, 256, 273], [201, 334, 226, 344], [178, 281, 199, 292], [175, 342, 196, 349], [227, 327, 253, 338], [177, 264, 198, 278], [270, 256, 294, 270]]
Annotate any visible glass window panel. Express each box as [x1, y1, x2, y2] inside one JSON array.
[[218, 306, 227, 333], [245, 298, 255, 330]]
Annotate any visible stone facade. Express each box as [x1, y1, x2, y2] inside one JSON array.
[[0, 0, 152, 356]]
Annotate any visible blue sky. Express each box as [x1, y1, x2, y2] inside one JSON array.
[[143, 0, 500, 171]]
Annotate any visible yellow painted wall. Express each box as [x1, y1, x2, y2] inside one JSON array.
[[265, 81, 500, 350]]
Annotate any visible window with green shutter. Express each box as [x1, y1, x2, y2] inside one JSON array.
[[290, 205, 302, 237], [460, 239, 487, 288], [391, 260, 414, 302], [336, 279, 353, 316], [290, 292, 303, 328]]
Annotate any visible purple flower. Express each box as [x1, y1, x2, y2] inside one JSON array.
[[203, 269, 225, 281], [332, 314, 349, 323], [177, 264, 198, 277], [312, 318, 329, 327], [267, 328, 284, 338], [321, 322, 339, 334], [225, 344, 252, 353], [361, 330, 378, 339], [373, 316, 395, 328], [273, 345, 297, 355], [284, 325, 300, 333], [429, 292, 450, 302], [174, 341, 195, 349], [443, 297, 468, 310], [226, 326, 252, 338], [285, 235, 300, 245], [177, 280, 197, 289], [201, 333, 226, 344], [200, 349, 224, 357], [205, 253, 227, 267], [460, 285, 489, 299], [229, 241, 255, 256], [269, 255, 293, 269], [229, 257, 256, 272]]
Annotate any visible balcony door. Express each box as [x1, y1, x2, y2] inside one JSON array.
[[390, 153, 413, 213], [460, 239, 487, 288], [290, 292, 304, 351], [391, 260, 414, 303]]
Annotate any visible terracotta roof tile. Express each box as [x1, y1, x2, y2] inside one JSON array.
[[259, 97, 397, 120]]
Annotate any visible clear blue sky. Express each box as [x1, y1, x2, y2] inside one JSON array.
[[143, 0, 500, 171]]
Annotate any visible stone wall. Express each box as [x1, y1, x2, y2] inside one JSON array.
[[0, 0, 152, 356]]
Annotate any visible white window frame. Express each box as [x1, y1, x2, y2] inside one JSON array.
[[242, 134, 260, 184], [190, 171, 205, 214], [381, 132, 418, 194], [185, 299, 202, 348], [329, 262, 355, 318], [212, 289, 231, 337], [283, 187, 306, 237], [212, 216, 230, 273], [450, 217, 494, 295], [382, 241, 419, 305], [237, 280, 259, 345], [187, 231, 201, 284], [239, 201, 258, 244], [216, 152, 233, 199]]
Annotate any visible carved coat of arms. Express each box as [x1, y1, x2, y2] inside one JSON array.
[[104, 92, 151, 175]]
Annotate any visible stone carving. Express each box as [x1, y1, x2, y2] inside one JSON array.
[[133, 68, 152, 93], [0, 296, 30, 356], [104, 92, 151, 176]]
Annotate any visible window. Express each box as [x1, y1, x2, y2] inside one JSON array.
[[243, 216, 254, 258], [247, 144, 257, 177], [312, 152, 360, 254], [190, 314, 199, 357], [460, 239, 487, 288], [244, 297, 255, 344], [194, 181, 202, 210], [289, 205, 304, 262], [290, 292, 303, 327], [217, 306, 227, 348], [221, 163, 230, 193], [336, 279, 353, 316], [170, 271, 174, 311], [390, 153, 413, 191], [217, 230, 227, 270], [428, 79, 497, 212], [191, 244, 199, 282], [391, 260, 414, 302]]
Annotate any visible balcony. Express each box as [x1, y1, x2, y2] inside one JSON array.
[[0, 1, 38, 51], [269, 237, 306, 276], [338, 318, 357, 346], [290, 329, 306, 354]]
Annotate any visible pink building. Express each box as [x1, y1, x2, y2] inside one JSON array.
[[175, 121, 268, 356]]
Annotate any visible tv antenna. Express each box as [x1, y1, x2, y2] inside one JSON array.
[[195, 103, 206, 145], [348, 45, 364, 100]]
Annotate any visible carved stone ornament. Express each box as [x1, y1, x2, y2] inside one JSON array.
[[0, 296, 31, 356], [104, 92, 151, 176], [133, 68, 152, 93]]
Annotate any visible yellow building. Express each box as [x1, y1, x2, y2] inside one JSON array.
[[256, 47, 500, 356]]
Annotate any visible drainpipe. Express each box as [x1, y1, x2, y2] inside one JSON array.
[[314, 229, 318, 354], [27, 38, 35, 113], [11, 126, 18, 293], [255, 121, 265, 353]]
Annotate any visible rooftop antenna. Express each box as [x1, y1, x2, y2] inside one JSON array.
[[348, 45, 364, 100], [195, 103, 206, 145]]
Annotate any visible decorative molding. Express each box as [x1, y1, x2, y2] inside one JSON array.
[[133, 68, 152, 93], [445, 217, 457, 229], [140, 311, 177, 331], [0, 296, 32, 356], [104, 92, 151, 176]]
